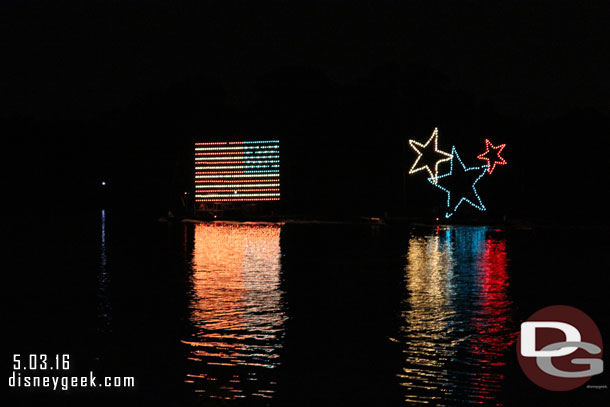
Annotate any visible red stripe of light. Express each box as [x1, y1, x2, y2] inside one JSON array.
[[195, 179, 279, 184], [196, 198, 279, 202], [196, 171, 246, 175], [195, 142, 229, 146], [195, 151, 245, 156], [195, 161, 244, 165], [195, 188, 280, 193]]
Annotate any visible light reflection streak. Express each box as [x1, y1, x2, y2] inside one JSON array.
[[183, 223, 286, 400], [97, 209, 112, 333], [398, 227, 514, 406]]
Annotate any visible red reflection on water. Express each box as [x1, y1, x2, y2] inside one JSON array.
[[399, 230, 516, 406], [470, 238, 516, 402]]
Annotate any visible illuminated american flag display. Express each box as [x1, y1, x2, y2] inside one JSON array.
[[194, 140, 280, 202]]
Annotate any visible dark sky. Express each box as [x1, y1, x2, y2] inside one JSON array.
[[2, 0, 609, 120], [3, 0, 609, 222]]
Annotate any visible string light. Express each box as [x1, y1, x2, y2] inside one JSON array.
[[195, 155, 279, 161], [195, 151, 246, 156], [195, 188, 280, 193], [194, 140, 280, 202], [428, 146, 487, 218], [194, 150, 280, 156], [477, 139, 507, 174], [195, 165, 279, 171], [195, 160, 244, 165], [195, 141, 228, 146], [194, 170, 279, 175], [195, 193, 280, 198], [195, 179, 279, 184], [196, 184, 280, 189], [195, 145, 279, 151], [195, 140, 280, 146], [195, 160, 280, 166], [244, 150, 280, 154], [196, 198, 280, 202], [408, 127, 453, 183], [195, 173, 279, 179], [195, 160, 280, 164]]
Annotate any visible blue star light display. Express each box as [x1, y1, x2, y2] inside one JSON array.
[[428, 146, 488, 218], [408, 128, 507, 217]]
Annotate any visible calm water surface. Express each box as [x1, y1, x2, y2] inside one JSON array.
[[183, 224, 286, 400], [7, 212, 609, 406], [398, 227, 514, 405]]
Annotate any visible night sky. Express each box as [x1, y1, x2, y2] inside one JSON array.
[[3, 0, 609, 223]]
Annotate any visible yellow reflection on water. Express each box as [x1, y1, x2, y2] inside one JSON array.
[[398, 227, 514, 406], [182, 223, 285, 400], [399, 234, 456, 404]]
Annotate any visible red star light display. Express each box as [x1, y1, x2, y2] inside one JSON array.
[[477, 139, 507, 174]]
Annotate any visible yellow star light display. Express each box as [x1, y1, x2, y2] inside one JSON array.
[[408, 128, 453, 183]]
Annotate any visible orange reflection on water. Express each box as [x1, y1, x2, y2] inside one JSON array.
[[182, 223, 285, 400]]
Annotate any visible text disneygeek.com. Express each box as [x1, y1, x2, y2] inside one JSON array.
[[8, 354, 135, 391]]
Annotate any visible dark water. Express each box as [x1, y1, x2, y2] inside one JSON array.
[[6, 211, 609, 406]]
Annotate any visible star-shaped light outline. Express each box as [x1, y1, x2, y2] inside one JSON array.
[[408, 127, 453, 183], [428, 146, 487, 218], [476, 139, 507, 174]]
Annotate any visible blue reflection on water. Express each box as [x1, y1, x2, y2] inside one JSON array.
[[398, 226, 515, 406], [97, 209, 112, 333]]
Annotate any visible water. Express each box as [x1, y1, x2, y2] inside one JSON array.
[[183, 224, 286, 400], [6, 212, 609, 406], [398, 227, 515, 405]]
